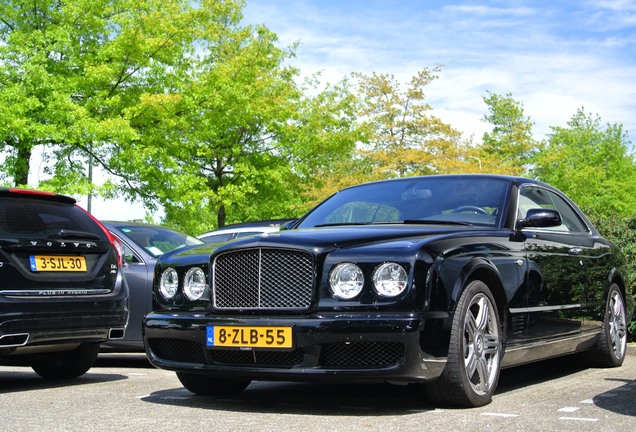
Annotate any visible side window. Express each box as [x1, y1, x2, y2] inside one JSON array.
[[518, 187, 553, 218], [518, 187, 587, 233], [122, 242, 143, 264], [546, 191, 588, 233]]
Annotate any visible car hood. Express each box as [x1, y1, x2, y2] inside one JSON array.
[[161, 224, 502, 263]]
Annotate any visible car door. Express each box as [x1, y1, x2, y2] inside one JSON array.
[[518, 186, 606, 341], [117, 238, 152, 345]]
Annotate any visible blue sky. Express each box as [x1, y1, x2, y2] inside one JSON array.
[[242, 0, 636, 144]]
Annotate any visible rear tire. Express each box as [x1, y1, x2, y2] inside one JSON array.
[[590, 283, 627, 367], [176, 372, 251, 396], [31, 343, 100, 379], [423, 280, 502, 407]]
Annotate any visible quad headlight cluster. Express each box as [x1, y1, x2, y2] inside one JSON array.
[[329, 262, 408, 300], [158, 267, 208, 301]]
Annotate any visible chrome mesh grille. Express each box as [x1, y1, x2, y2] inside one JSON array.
[[212, 248, 314, 310]]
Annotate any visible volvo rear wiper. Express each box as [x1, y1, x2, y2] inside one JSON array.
[[49, 229, 101, 240]]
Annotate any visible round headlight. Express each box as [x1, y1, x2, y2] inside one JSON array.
[[183, 267, 207, 301], [159, 267, 179, 300], [372, 262, 408, 297], [329, 263, 364, 300]]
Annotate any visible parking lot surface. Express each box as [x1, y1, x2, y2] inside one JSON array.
[[1, 348, 635, 432]]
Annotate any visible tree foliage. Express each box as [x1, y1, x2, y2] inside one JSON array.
[[481, 91, 537, 172], [354, 67, 469, 177], [532, 108, 636, 216], [0, 0, 209, 198], [115, 21, 360, 233], [304, 67, 490, 204], [0, 0, 361, 233]]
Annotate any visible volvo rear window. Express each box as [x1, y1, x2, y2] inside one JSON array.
[[0, 197, 106, 240]]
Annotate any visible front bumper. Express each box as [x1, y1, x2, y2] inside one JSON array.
[[143, 310, 449, 384]]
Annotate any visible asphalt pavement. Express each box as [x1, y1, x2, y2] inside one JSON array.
[[1, 345, 635, 432]]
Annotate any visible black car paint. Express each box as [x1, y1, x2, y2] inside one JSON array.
[[0, 189, 129, 362], [143, 175, 633, 389]]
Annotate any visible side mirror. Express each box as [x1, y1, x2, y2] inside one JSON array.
[[516, 208, 562, 230]]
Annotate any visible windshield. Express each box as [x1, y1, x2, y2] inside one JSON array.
[[297, 176, 510, 229], [114, 225, 203, 257]]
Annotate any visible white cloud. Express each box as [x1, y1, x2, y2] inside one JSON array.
[[243, 0, 636, 145]]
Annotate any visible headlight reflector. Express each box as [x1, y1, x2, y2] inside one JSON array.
[[183, 267, 207, 301], [329, 263, 364, 299], [372, 262, 408, 297], [159, 267, 179, 299]]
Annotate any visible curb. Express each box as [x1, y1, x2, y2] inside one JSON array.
[[628, 343, 636, 356]]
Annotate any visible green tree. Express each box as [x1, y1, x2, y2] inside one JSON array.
[[533, 108, 636, 215], [117, 25, 361, 233], [352, 67, 469, 178], [303, 68, 526, 204], [0, 0, 218, 199], [481, 91, 537, 173], [0, 0, 361, 232]]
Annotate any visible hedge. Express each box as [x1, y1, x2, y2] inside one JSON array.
[[590, 213, 636, 339]]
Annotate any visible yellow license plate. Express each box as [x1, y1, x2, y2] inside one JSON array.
[[207, 326, 293, 349], [30, 256, 87, 272]]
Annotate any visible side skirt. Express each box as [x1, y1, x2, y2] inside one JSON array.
[[501, 331, 599, 368]]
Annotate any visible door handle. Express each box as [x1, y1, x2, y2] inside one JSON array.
[[568, 247, 583, 255]]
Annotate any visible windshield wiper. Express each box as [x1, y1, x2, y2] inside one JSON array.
[[314, 220, 473, 228], [314, 222, 372, 228], [402, 219, 473, 226], [49, 229, 101, 240]]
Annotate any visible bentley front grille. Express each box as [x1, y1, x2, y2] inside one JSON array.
[[212, 248, 314, 310]]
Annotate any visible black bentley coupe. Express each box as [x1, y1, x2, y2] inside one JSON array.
[[143, 174, 633, 407]]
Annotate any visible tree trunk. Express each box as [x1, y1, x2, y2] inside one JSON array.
[[14, 145, 32, 187], [217, 203, 226, 228]]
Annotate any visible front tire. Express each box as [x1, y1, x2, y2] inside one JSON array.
[[590, 283, 627, 367], [31, 343, 100, 379], [176, 372, 251, 396], [424, 280, 502, 407]]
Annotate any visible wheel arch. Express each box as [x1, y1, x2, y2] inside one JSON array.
[[450, 259, 507, 326], [608, 267, 634, 323], [608, 267, 626, 297]]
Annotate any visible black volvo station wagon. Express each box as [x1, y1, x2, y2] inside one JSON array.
[[0, 188, 129, 378], [143, 175, 633, 407]]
